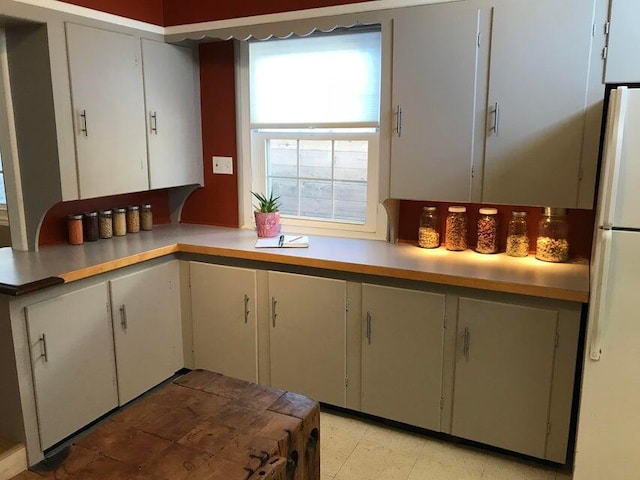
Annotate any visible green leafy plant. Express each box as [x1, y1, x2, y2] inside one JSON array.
[[251, 191, 281, 213]]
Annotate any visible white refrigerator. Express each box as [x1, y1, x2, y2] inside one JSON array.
[[574, 86, 640, 479]]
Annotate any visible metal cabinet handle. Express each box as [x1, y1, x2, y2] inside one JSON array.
[[271, 297, 278, 328], [40, 333, 48, 362], [150, 111, 158, 134], [366, 311, 372, 345], [463, 327, 470, 360], [80, 109, 88, 137], [120, 304, 128, 330], [244, 294, 250, 324], [395, 105, 403, 137], [490, 102, 500, 136]]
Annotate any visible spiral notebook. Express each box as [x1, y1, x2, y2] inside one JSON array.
[[255, 235, 309, 248]]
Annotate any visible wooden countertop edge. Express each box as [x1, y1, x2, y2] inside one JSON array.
[[57, 244, 179, 283], [176, 244, 590, 303], [9, 242, 587, 302]]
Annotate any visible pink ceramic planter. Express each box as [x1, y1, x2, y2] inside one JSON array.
[[254, 211, 280, 237]]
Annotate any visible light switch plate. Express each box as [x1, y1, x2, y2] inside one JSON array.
[[212, 156, 233, 175]]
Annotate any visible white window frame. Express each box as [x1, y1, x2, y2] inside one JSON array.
[[236, 37, 388, 240]]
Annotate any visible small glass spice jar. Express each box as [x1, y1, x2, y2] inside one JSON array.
[[418, 206, 440, 249], [445, 206, 468, 251], [82, 211, 99, 242], [140, 204, 153, 231], [476, 207, 499, 254], [506, 211, 530, 257], [126, 205, 140, 233], [99, 210, 113, 239], [536, 207, 569, 263], [67, 214, 83, 245], [113, 208, 127, 236]]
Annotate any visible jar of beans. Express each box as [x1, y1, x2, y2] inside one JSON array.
[[536, 207, 569, 262], [140, 204, 153, 231], [113, 208, 127, 236], [445, 206, 468, 251], [99, 210, 113, 239], [418, 206, 440, 248], [506, 211, 529, 257], [126, 205, 140, 233], [476, 207, 499, 254], [82, 211, 99, 242]]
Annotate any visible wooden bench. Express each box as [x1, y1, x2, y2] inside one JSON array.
[[24, 370, 320, 480]]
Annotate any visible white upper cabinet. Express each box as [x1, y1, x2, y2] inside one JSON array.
[[482, 0, 603, 208], [390, 2, 484, 202], [142, 39, 203, 189], [605, 0, 640, 83], [66, 23, 149, 199]]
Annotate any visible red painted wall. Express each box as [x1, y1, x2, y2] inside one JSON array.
[[162, 0, 369, 26], [398, 200, 595, 260], [180, 41, 239, 228], [59, 0, 164, 25], [39, 190, 171, 247]]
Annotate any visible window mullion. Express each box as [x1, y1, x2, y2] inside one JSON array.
[[296, 140, 301, 217], [331, 140, 336, 221]]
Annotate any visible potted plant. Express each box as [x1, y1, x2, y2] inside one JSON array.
[[252, 191, 281, 237]]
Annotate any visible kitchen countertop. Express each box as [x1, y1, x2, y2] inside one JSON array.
[[0, 224, 590, 302]]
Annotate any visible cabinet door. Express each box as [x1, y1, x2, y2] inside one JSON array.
[[268, 271, 346, 406], [452, 297, 558, 459], [361, 284, 445, 430], [390, 2, 482, 202], [605, 0, 640, 83], [110, 262, 182, 405], [142, 39, 203, 189], [25, 283, 118, 450], [190, 262, 257, 383], [482, 0, 596, 207], [66, 23, 148, 198]]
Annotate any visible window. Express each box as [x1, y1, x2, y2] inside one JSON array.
[[241, 29, 384, 236]]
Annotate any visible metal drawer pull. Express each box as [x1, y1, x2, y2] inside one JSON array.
[[80, 110, 88, 137], [463, 327, 470, 360], [271, 297, 278, 328], [150, 111, 158, 134], [490, 102, 500, 136], [120, 304, 128, 330], [244, 294, 250, 324], [366, 311, 372, 345], [40, 333, 48, 362]]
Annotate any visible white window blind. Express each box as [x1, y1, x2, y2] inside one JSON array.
[[249, 30, 381, 126]]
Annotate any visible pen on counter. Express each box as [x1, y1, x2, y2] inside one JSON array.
[[278, 235, 284, 247], [288, 235, 303, 243]]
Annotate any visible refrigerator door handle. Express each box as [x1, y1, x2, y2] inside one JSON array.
[[597, 87, 628, 229], [588, 229, 613, 361]]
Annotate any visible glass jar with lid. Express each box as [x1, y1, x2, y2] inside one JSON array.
[[418, 206, 440, 249], [476, 207, 499, 254], [536, 207, 569, 262], [445, 206, 468, 251], [506, 211, 529, 257], [82, 211, 99, 242], [113, 208, 127, 236], [99, 210, 113, 239], [67, 214, 83, 245], [126, 205, 140, 233], [140, 204, 153, 231]]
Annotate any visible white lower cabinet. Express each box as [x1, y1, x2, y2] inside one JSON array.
[[361, 284, 445, 430], [450, 297, 577, 461], [190, 262, 258, 383], [109, 261, 183, 405], [268, 271, 347, 406], [25, 283, 118, 450]]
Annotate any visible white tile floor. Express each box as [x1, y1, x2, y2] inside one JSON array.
[[320, 410, 573, 480]]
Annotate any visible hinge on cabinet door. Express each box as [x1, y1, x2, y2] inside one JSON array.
[[578, 167, 584, 181], [345, 375, 349, 387], [345, 300, 350, 313], [602, 46, 608, 60], [546, 422, 552, 436], [471, 166, 475, 179], [604, 21, 610, 36], [477, 33, 481, 48], [440, 397, 444, 410], [443, 314, 447, 329], [106, 302, 110, 314], [555, 332, 560, 348]]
